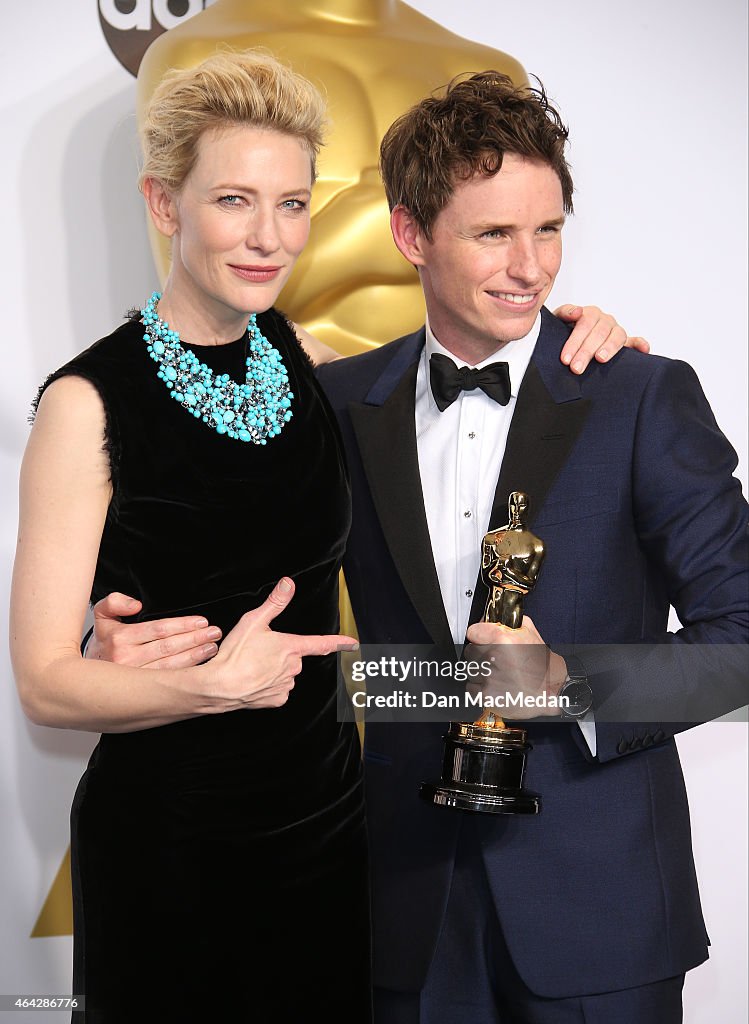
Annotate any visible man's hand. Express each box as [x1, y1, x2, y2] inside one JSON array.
[[465, 614, 567, 719], [86, 592, 222, 669], [555, 304, 650, 375]]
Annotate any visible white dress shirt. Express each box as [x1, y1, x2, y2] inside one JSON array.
[[415, 316, 596, 753], [416, 317, 538, 644]]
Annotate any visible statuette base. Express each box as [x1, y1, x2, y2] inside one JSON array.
[[419, 720, 541, 816]]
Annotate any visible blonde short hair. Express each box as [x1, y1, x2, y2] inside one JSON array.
[[139, 49, 327, 193]]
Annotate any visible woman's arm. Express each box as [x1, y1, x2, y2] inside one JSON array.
[[297, 308, 650, 367], [554, 304, 649, 372], [10, 377, 355, 733], [293, 322, 342, 365]]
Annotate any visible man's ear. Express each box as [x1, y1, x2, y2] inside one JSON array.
[[390, 204, 428, 267], [142, 177, 179, 238]]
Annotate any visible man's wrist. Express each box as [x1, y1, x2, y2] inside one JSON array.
[[546, 651, 568, 698], [558, 656, 593, 719]]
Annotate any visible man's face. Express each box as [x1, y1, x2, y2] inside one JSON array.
[[412, 154, 564, 362]]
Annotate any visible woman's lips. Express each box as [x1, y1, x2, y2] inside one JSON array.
[[229, 265, 282, 282]]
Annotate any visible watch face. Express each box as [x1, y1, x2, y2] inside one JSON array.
[[561, 679, 593, 717]]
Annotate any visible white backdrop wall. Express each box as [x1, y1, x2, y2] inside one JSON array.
[[1, 1, 746, 1020]]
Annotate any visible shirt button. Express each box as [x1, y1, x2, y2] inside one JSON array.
[[468, 432, 476, 439], [463, 510, 472, 518], [465, 589, 473, 598]]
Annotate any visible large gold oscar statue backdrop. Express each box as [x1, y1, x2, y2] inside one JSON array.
[[34, 1, 526, 936], [137, 0, 526, 355], [137, 0, 526, 634]]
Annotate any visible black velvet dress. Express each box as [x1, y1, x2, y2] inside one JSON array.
[[41, 310, 371, 1022]]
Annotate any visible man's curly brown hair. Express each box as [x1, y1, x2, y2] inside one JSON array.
[[379, 72, 573, 240]]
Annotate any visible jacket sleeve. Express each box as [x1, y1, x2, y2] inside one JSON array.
[[570, 358, 748, 762]]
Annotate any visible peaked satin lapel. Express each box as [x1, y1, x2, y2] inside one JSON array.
[[349, 354, 454, 652], [467, 312, 592, 627]]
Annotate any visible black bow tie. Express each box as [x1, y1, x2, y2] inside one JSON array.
[[429, 353, 511, 412]]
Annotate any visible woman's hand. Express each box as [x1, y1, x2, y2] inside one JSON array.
[[202, 577, 357, 712], [87, 592, 222, 669], [86, 580, 357, 714], [554, 304, 650, 374]]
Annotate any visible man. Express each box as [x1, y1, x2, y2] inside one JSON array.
[[315, 73, 748, 1022], [90, 74, 747, 1021]]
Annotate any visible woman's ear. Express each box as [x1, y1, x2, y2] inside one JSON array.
[[142, 177, 179, 238]]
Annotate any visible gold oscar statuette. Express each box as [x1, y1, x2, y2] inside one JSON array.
[[420, 492, 544, 815]]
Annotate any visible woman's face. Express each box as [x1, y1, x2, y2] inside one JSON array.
[[164, 124, 313, 329]]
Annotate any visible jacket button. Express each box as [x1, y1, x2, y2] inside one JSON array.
[[630, 736, 643, 750], [653, 729, 665, 743], [642, 734, 653, 748], [617, 739, 629, 754]]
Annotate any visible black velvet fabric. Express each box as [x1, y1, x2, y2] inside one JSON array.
[[40, 310, 371, 1022]]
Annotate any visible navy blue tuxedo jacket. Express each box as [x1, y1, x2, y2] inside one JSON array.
[[317, 308, 748, 997]]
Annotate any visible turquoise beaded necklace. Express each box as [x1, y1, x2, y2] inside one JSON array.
[[141, 291, 294, 444]]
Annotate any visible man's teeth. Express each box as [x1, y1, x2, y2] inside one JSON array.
[[493, 292, 535, 304]]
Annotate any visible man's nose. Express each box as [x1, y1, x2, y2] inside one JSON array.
[[507, 238, 542, 284]]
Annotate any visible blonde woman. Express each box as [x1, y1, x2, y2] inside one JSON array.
[[11, 52, 369, 1021]]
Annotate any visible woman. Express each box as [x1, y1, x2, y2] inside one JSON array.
[[11, 51, 367, 1022], [11, 48, 637, 1022]]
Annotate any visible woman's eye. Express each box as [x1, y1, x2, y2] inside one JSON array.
[[281, 199, 307, 211], [219, 195, 243, 206]]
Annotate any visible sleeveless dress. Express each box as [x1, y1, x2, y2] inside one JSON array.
[[40, 310, 371, 1022]]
